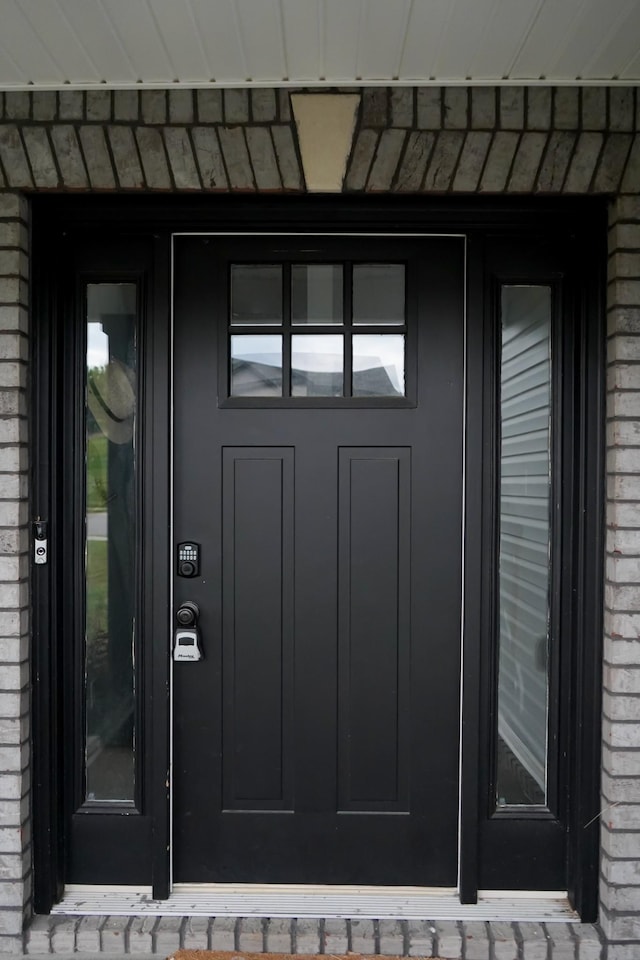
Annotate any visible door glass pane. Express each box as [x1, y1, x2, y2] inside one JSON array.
[[496, 286, 551, 807], [85, 283, 137, 803], [231, 265, 282, 324], [231, 335, 283, 396], [353, 264, 405, 324], [291, 334, 343, 396], [352, 334, 405, 397], [292, 264, 343, 324]]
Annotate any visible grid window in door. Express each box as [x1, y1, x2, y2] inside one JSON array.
[[229, 263, 406, 399]]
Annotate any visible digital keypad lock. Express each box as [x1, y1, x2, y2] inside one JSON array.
[[178, 541, 200, 578]]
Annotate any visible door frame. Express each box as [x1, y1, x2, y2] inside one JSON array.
[[30, 195, 605, 918]]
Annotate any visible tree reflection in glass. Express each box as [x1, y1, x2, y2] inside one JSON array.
[[85, 283, 137, 803]]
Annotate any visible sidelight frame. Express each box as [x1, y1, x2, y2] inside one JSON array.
[[476, 247, 569, 890], [462, 222, 605, 917], [30, 195, 604, 919], [32, 219, 172, 905]]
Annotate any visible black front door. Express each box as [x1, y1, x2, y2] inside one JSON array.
[[172, 234, 464, 885]]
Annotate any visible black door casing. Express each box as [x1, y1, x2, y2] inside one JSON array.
[[30, 197, 603, 917]]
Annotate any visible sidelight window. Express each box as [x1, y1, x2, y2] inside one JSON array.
[[84, 282, 138, 804], [495, 285, 552, 809]]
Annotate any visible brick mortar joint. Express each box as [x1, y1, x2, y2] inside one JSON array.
[[0, 117, 636, 129]]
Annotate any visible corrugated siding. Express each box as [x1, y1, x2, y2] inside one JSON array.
[[497, 286, 551, 798]]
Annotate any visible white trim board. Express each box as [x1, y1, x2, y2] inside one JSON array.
[[53, 884, 577, 921], [2, 80, 640, 91]]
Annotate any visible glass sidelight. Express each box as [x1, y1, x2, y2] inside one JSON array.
[[495, 285, 552, 808], [84, 283, 138, 803]]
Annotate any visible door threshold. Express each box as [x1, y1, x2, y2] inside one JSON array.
[[53, 883, 577, 921]]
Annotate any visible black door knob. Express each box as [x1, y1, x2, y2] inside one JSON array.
[[176, 601, 200, 626]]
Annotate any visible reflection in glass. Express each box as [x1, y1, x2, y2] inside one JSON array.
[[496, 286, 552, 807], [352, 335, 405, 397], [291, 335, 343, 396], [85, 283, 137, 802], [292, 265, 343, 324], [231, 265, 282, 324], [353, 264, 405, 324], [231, 335, 283, 396]]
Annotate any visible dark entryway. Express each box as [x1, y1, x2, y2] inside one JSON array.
[[31, 197, 604, 919], [172, 234, 465, 884]]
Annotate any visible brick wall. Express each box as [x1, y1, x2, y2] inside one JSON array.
[[0, 86, 637, 194], [602, 193, 640, 960], [0, 88, 302, 191], [0, 191, 30, 954], [0, 85, 638, 955]]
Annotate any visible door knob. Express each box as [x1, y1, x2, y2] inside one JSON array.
[[174, 602, 202, 661], [176, 601, 199, 626]]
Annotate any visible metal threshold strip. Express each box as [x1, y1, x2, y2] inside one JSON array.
[[53, 884, 578, 922]]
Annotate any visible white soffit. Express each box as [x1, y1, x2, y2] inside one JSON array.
[[0, 0, 639, 91]]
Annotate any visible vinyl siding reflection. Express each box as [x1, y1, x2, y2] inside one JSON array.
[[231, 359, 401, 398], [497, 287, 551, 805]]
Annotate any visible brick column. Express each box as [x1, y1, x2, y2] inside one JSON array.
[[602, 193, 640, 960], [0, 191, 30, 953]]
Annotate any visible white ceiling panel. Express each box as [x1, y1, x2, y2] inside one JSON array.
[[323, 0, 362, 82], [0, 0, 66, 83], [622, 47, 640, 80], [356, 0, 411, 80], [236, 0, 285, 81], [510, 0, 585, 80], [18, 0, 100, 83], [400, 0, 455, 80], [0, 0, 638, 89], [547, 0, 636, 79], [469, 0, 545, 80], [100, 0, 174, 82], [0, 35, 28, 84], [582, 2, 640, 79], [148, 0, 211, 82], [190, 0, 246, 82], [56, 0, 138, 83], [431, 0, 503, 80], [280, 0, 322, 81]]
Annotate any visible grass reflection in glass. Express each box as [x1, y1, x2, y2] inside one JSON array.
[[84, 283, 137, 803]]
